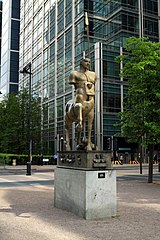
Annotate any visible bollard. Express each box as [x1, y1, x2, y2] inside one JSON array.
[[26, 162, 31, 175], [12, 159, 16, 166]]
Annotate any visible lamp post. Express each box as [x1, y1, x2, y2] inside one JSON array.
[[20, 62, 32, 175]]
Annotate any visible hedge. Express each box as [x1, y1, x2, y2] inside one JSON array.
[[0, 153, 57, 166]]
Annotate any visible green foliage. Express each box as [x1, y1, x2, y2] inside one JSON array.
[[0, 90, 42, 154], [117, 37, 160, 147]]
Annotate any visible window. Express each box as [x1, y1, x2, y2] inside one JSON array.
[[143, 0, 158, 14], [10, 52, 19, 83], [12, 0, 20, 19], [144, 18, 158, 37], [104, 94, 121, 113], [11, 20, 20, 50], [57, 97, 63, 121], [9, 84, 18, 93]]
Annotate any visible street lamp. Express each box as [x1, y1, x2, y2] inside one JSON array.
[[20, 62, 32, 175]]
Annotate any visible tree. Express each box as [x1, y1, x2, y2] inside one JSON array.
[[0, 93, 20, 153], [0, 90, 42, 155], [117, 37, 160, 183]]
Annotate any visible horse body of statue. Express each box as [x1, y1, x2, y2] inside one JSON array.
[[65, 58, 97, 151]]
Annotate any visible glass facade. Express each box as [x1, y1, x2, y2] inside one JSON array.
[[19, 0, 159, 154], [0, 0, 20, 95], [0, 1, 2, 83]]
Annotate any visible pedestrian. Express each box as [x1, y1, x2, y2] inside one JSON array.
[[54, 154, 58, 165]]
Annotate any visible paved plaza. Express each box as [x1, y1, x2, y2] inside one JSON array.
[[0, 165, 160, 240]]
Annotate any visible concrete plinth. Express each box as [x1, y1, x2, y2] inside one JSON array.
[[54, 167, 117, 219]]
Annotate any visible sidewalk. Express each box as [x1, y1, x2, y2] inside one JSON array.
[[0, 165, 160, 240]]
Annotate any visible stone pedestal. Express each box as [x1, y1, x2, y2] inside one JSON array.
[[58, 150, 111, 169], [54, 167, 117, 219]]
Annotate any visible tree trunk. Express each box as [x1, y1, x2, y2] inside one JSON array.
[[148, 144, 154, 183]]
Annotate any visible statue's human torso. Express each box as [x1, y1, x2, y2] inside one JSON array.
[[69, 70, 96, 96]]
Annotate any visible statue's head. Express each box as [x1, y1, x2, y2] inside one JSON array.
[[80, 58, 90, 70]]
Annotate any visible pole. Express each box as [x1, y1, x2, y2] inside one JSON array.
[[84, 12, 90, 142], [85, 12, 90, 59], [28, 63, 32, 162], [26, 63, 32, 175], [20, 62, 32, 175]]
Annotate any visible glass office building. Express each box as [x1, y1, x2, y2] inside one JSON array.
[[0, 1, 2, 81], [19, 0, 159, 154], [94, 0, 159, 154], [0, 0, 20, 96]]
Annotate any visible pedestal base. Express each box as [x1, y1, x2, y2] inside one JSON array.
[[58, 150, 111, 169], [54, 167, 117, 219]]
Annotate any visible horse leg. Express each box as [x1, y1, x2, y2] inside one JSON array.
[[65, 116, 72, 151], [75, 103, 83, 130], [86, 110, 94, 151], [65, 128, 71, 151], [75, 103, 83, 148], [77, 127, 82, 146]]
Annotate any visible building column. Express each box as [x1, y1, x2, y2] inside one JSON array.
[[94, 42, 103, 150], [138, 0, 143, 38], [120, 46, 123, 113]]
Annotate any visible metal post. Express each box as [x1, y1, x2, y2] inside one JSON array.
[[28, 63, 32, 164], [20, 63, 32, 175], [26, 161, 31, 175], [85, 12, 90, 59]]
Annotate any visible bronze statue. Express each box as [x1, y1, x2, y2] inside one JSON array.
[[65, 58, 97, 151]]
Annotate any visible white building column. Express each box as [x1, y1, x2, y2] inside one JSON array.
[[138, 0, 143, 38], [120, 46, 123, 113], [94, 42, 103, 150]]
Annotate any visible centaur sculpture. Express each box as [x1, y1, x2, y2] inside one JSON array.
[[65, 58, 97, 151]]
